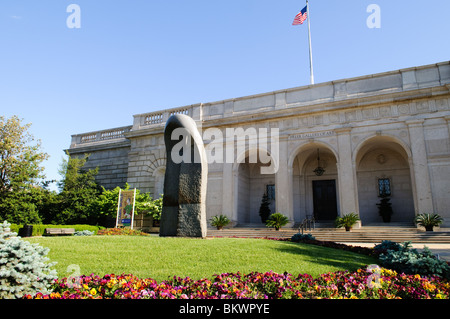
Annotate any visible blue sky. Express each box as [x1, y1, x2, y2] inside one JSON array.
[[1, 0, 449, 189]]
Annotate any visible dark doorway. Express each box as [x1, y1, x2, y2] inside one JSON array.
[[313, 180, 338, 221]]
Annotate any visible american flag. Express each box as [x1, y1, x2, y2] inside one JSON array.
[[292, 6, 307, 25]]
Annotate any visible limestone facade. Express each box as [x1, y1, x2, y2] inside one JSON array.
[[68, 61, 450, 227]]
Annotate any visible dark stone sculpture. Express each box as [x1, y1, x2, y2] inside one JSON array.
[[159, 114, 207, 238]]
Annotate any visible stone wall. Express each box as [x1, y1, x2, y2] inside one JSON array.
[[68, 143, 130, 190], [126, 134, 166, 196]]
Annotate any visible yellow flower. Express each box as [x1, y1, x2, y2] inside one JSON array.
[[83, 284, 89, 290], [423, 282, 436, 292], [107, 281, 114, 288], [90, 288, 97, 295], [381, 268, 397, 276], [369, 281, 382, 289]]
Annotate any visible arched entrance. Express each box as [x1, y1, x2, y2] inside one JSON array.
[[291, 143, 339, 223], [235, 150, 275, 225], [355, 135, 415, 224], [152, 166, 165, 199]]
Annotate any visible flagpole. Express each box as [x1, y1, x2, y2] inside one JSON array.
[[306, 0, 314, 85]]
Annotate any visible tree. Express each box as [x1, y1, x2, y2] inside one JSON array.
[[258, 193, 271, 223], [54, 153, 101, 224], [0, 221, 57, 298], [376, 196, 393, 223], [0, 116, 49, 224], [0, 115, 48, 193], [91, 183, 163, 227], [0, 184, 57, 225]]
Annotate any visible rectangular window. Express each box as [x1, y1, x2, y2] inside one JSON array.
[[266, 184, 275, 200], [378, 178, 391, 197]]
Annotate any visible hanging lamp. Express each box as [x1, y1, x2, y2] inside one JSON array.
[[313, 148, 325, 176]]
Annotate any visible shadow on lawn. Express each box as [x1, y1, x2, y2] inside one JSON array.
[[273, 241, 377, 271]]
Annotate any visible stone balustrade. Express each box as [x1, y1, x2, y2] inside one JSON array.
[[133, 105, 199, 130], [135, 62, 450, 127], [70, 126, 132, 148], [73, 62, 450, 144]]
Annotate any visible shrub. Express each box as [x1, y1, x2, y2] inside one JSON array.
[[74, 230, 95, 236], [414, 213, 443, 231], [378, 241, 450, 279], [210, 215, 231, 230], [265, 213, 289, 231], [258, 193, 271, 223], [335, 213, 360, 231], [0, 221, 57, 299], [373, 240, 401, 256], [291, 233, 316, 242], [91, 184, 163, 226], [9, 224, 103, 236], [376, 197, 393, 223]]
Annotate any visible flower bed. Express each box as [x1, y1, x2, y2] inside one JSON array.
[[96, 228, 149, 236], [24, 268, 449, 299]]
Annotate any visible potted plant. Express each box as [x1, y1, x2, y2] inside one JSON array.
[[335, 213, 360, 232], [210, 214, 231, 230], [258, 193, 271, 223], [265, 213, 289, 231], [376, 196, 393, 223], [414, 213, 443, 231]]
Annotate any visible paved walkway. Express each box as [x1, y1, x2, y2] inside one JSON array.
[[338, 242, 450, 262]]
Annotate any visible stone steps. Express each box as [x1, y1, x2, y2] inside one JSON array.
[[206, 227, 450, 244]]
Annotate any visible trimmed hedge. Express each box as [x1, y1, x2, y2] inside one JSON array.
[[10, 224, 104, 236]]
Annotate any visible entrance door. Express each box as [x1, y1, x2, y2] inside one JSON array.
[[312, 180, 338, 221]]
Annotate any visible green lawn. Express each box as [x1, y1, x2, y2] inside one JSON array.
[[27, 236, 377, 282]]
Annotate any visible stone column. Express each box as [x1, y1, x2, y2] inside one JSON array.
[[445, 116, 450, 138], [275, 136, 294, 224], [335, 128, 359, 220], [406, 119, 434, 214], [221, 163, 236, 224]]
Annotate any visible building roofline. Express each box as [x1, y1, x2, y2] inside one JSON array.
[[69, 60, 450, 149]]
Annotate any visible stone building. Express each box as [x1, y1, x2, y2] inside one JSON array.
[[68, 61, 450, 228]]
